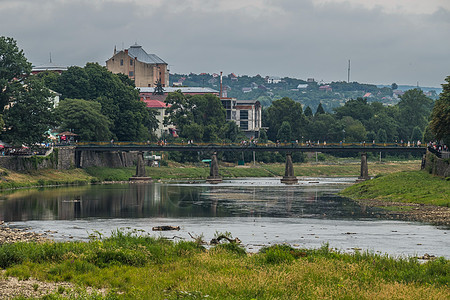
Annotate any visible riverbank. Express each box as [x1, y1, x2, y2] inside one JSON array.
[[340, 171, 450, 226], [0, 229, 448, 299]]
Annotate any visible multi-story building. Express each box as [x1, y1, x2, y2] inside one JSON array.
[[106, 44, 169, 87], [221, 97, 262, 139]]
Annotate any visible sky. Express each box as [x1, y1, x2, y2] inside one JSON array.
[[1, 0, 449, 87]]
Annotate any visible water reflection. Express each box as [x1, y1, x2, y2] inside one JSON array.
[[0, 178, 376, 222]]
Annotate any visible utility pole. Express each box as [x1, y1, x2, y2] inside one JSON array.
[[347, 59, 351, 83]]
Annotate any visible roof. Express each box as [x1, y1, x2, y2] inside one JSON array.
[[127, 44, 167, 65], [143, 99, 170, 108], [57, 131, 78, 136], [138, 87, 219, 94], [236, 99, 261, 106], [31, 62, 67, 72]]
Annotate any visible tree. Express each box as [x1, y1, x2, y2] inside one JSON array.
[[303, 106, 313, 118], [391, 83, 398, 90], [55, 98, 112, 141], [0, 36, 31, 109], [315, 102, 325, 115], [2, 77, 56, 147], [52, 63, 155, 141], [410, 126, 423, 142], [0, 37, 56, 147], [339, 116, 366, 142], [265, 97, 306, 141], [164, 91, 226, 142], [277, 121, 292, 142], [397, 89, 433, 140], [376, 129, 387, 143], [429, 76, 450, 145], [306, 113, 336, 141]]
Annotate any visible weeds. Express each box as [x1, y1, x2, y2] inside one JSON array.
[[0, 231, 448, 299]]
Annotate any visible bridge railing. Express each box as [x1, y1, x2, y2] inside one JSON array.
[[74, 141, 428, 148]]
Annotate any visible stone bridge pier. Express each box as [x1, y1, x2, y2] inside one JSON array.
[[281, 153, 298, 184], [129, 151, 152, 182], [206, 152, 222, 184], [357, 152, 370, 181]]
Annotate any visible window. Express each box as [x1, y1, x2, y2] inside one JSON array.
[[129, 71, 134, 77], [240, 121, 248, 130], [130, 59, 133, 66], [240, 110, 248, 120], [120, 59, 123, 66]]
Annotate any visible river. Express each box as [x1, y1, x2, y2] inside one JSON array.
[[0, 177, 448, 258]]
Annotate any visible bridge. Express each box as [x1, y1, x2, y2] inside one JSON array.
[[72, 142, 427, 184]]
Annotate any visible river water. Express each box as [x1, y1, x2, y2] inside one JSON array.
[[0, 177, 448, 258]]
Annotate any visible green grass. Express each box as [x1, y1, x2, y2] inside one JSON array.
[[85, 160, 422, 181], [0, 231, 448, 299], [340, 170, 450, 207]]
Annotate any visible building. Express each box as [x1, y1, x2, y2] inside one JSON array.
[[139, 87, 219, 102], [31, 62, 67, 75], [142, 99, 176, 138], [266, 76, 282, 84], [221, 97, 262, 139], [106, 44, 169, 87]]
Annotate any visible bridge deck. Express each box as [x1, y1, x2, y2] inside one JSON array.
[[73, 143, 427, 153]]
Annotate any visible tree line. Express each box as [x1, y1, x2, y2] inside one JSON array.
[[263, 90, 436, 145], [1, 36, 449, 151]]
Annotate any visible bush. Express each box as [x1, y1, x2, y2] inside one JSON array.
[[211, 243, 246, 256]]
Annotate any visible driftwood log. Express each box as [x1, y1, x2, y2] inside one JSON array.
[[152, 226, 180, 231], [210, 235, 241, 245]]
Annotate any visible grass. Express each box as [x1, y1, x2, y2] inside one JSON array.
[[0, 168, 95, 190], [84, 160, 422, 182], [0, 230, 448, 299], [340, 170, 450, 207]]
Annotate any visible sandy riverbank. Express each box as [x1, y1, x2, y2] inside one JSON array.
[[357, 199, 450, 227]]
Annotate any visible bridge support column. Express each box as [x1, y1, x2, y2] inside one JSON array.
[[281, 153, 298, 184], [357, 152, 370, 181], [207, 152, 222, 184], [129, 152, 152, 182]]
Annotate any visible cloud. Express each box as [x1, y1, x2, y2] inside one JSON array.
[[0, 0, 449, 86]]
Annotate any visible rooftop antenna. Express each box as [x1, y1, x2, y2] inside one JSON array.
[[220, 72, 223, 98], [49, 52, 52, 64], [347, 59, 350, 83]]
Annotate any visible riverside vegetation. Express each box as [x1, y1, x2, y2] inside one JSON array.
[[1, 160, 449, 298], [0, 229, 448, 299]]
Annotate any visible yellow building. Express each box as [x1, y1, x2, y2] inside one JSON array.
[[106, 44, 169, 87]]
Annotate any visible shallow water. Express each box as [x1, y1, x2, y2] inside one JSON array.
[[1, 177, 448, 258]]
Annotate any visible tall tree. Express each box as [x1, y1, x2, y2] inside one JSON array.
[[429, 76, 450, 145], [397, 89, 433, 140], [265, 97, 306, 141], [2, 77, 56, 147], [52, 63, 154, 141], [315, 102, 325, 115], [277, 121, 292, 142], [164, 91, 226, 142], [303, 106, 313, 118], [0, 36, 31, 109], [55, 98, 112, 141], [0, 37, 56, 147]]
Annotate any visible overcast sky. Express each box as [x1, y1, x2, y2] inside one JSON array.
[[1, 0, 449, 87]]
